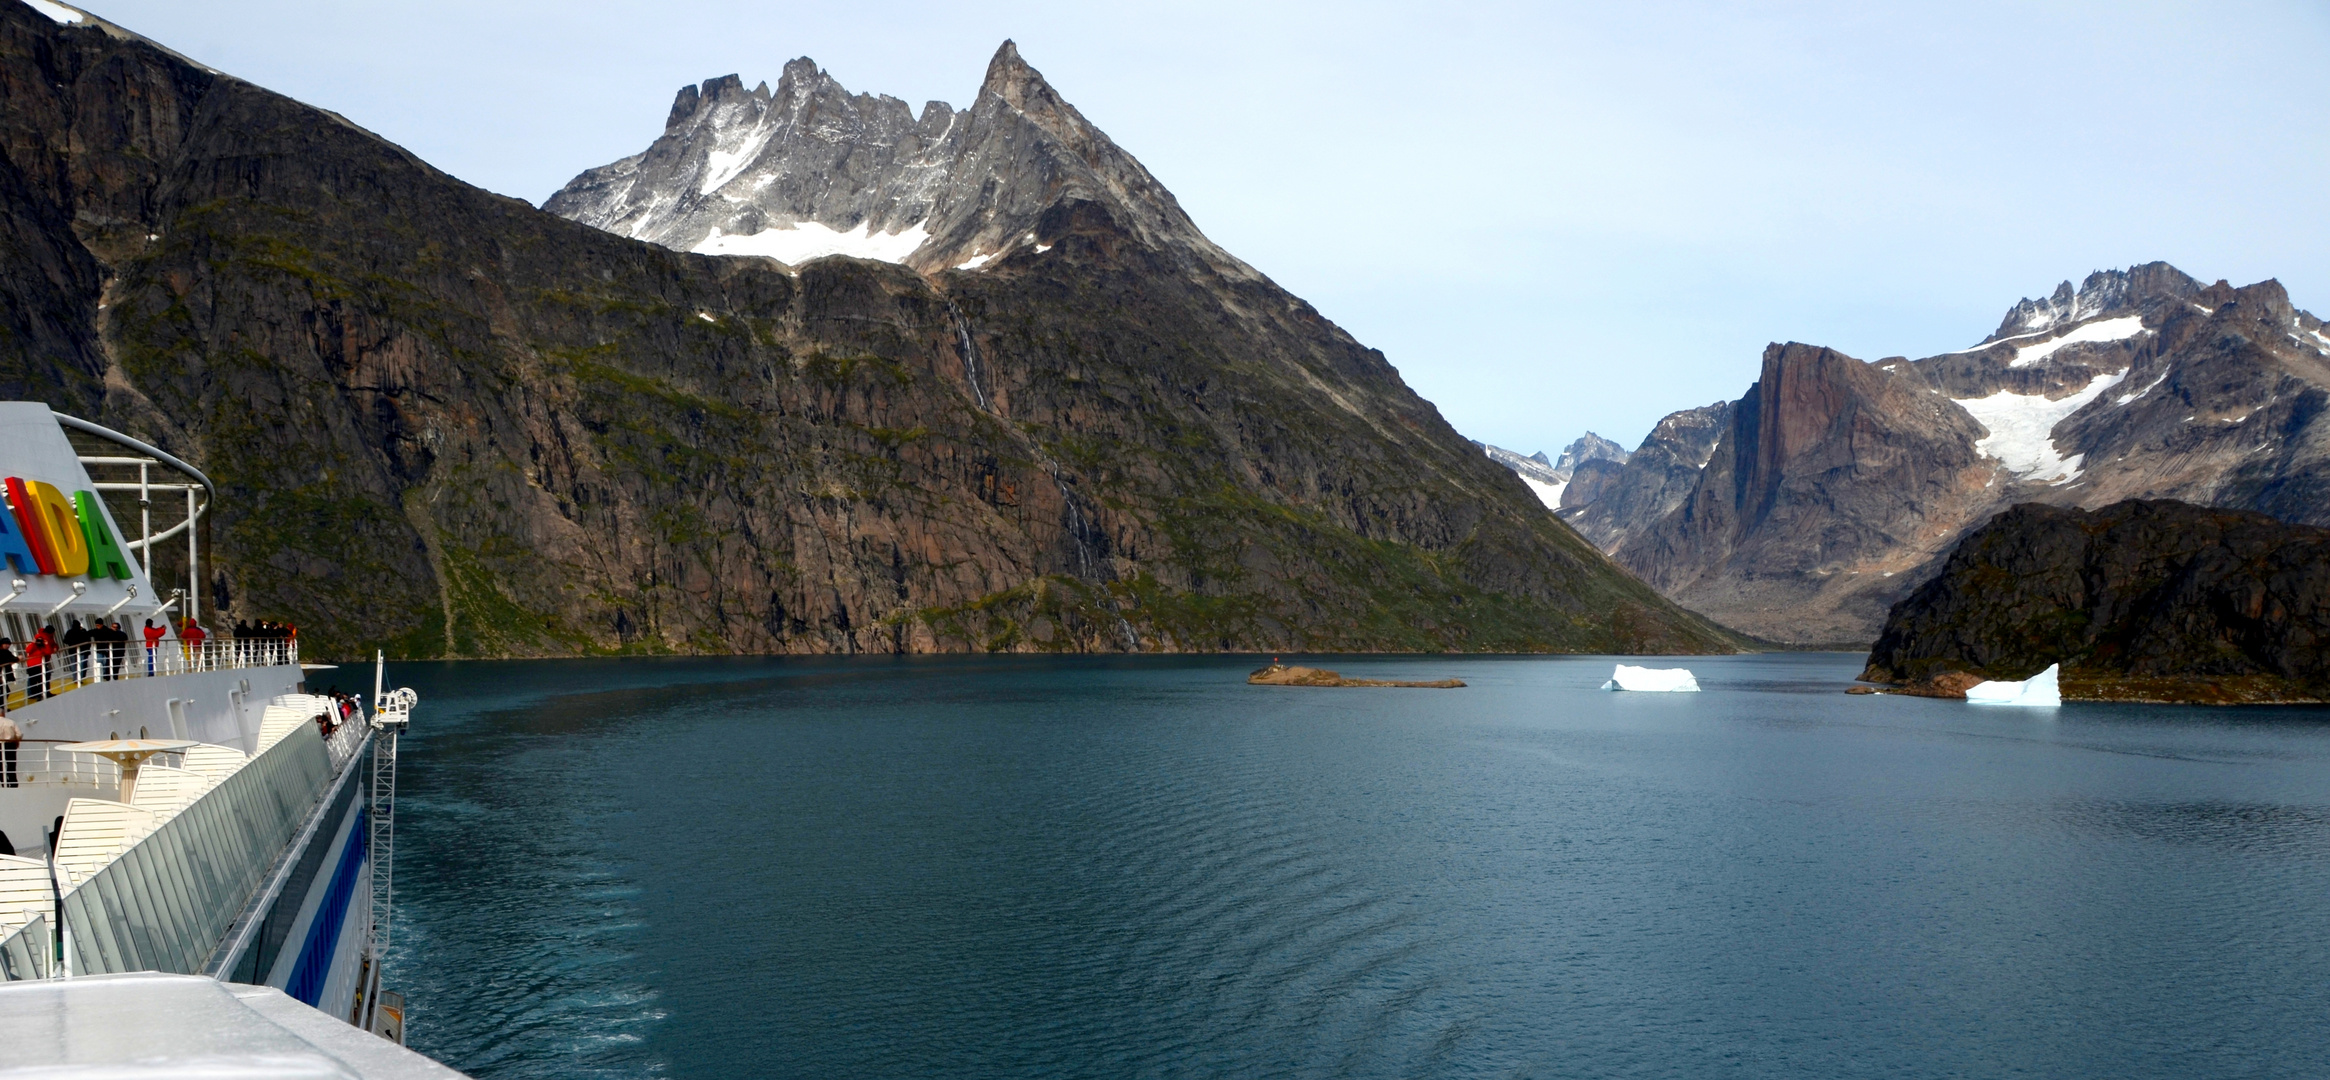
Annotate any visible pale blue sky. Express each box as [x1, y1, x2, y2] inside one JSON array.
[[87, 0, 2330, 455]]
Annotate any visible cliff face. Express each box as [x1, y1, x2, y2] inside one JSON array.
[[1571, 265, 2330, 644], [1613, 346, 1995, 644], [1563, 401, 1728, 552], [1862, 500, 2330, 703], [0, 7, 1741, 659]]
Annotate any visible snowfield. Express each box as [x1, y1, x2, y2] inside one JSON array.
[[1954, 368, 2128, 484], [693, 221, 930, 265], [2007, 316, 2147, 368], [1518, 475, 1565, 510]]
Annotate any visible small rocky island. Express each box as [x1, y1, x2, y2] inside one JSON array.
[[1248, 664, 1465, 688], [1859, 500, 2330, 703]]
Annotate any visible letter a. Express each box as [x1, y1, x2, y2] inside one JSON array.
[[76, 491, 133, 580], [0, 480, 42, 575], [4, 478, 57, 574]]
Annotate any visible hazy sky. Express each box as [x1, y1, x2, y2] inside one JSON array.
[[86, 0, 2330, 454]]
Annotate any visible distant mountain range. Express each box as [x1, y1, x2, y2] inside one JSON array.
[[1477, 434, 1627, 510], [0, 8, 1738, 657], [1499, 263, 2330, 644]]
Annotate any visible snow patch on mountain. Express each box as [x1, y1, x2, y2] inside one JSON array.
[[1955, 368, 2129, 484], [20, 0, 82, 24], [701, 139, 771, 195], [694, 221, 931, 265], [2115, 371, 2170, 405], [1518, 475, 1566, 509], [2007, 316, 2147, 368]]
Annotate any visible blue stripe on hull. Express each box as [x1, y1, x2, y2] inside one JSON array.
[[286, 806, 368, 1006]]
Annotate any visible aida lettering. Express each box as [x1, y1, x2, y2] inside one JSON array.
[[0, 475, 131, 579]]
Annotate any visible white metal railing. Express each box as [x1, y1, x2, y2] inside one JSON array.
[[0, 742, 126, 790], [0, 638, 298, 712], [322, 711, 366, 771]]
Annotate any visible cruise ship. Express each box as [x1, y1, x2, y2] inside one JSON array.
[[0, 403, 461, 1077]]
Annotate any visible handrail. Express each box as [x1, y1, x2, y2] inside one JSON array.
[[0, 638, 299, 712], [50, 411, 215, 502]]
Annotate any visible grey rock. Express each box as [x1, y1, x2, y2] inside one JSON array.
[[1554, 432, 1629, 472], [1558, 458, 1624, 510], [1563, 402, 1731, 550]]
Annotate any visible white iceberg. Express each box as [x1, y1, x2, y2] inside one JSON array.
[[1965, 663, 2061, 707], [1601, 665, 1700, 692]]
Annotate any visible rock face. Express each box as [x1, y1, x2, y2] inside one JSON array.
[[1574, 265, 2330, 643], [1557, 457, 1623, 510], [0, 8, 1741, 659], [1563, 402, 1730, 550], [1862, 500, 2330, 703], [1554, 432, 1628, 473], [544, 43, 1248, 279]]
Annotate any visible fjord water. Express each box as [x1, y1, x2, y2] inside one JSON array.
[[380, 654, 2330, 1078]]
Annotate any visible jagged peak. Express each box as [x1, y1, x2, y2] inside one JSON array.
[[980, 40, 1032, 101], [1987, 262, 2201, 342]]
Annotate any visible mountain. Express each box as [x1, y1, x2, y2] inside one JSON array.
[[1560, 402, 1730, 549], [1861, 500, 2330, 704], [0, 6, 1741, 658], [544, 43, 1248, 280], [1478, 433, 1628, 510], [1569, 264, 2330, 644]]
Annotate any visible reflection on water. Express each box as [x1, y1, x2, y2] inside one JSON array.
[[380, 654, 2330, 1079]]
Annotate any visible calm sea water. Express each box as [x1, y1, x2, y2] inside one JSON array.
[[374, 654, 2330, 1079]]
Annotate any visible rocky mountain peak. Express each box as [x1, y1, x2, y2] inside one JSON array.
[[1985, 262, 2200, 343], [544, 40, 1248, 279], [980, 40, 1040, 105], [1554, 432, 1629, 472]]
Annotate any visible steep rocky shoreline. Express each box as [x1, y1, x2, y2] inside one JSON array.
[[1860, 500, 2330, 704]]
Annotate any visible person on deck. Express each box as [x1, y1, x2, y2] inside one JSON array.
[[182, 618, 207, 669], [27, 627, 53, 700], [233, 620, 252, 666], [61, 618, 90, 687], [0, 637, 16, 712], [103, 620, 128, 678], [142, 619, 164, 675], [0, 713, 18, 788]]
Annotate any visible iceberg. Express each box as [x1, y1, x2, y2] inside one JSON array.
[[1964, 663, 2061, 707], [1601, 665, 1700, 692]]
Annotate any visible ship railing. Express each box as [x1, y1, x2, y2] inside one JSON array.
[[0, 740, 128, 790], [0, 638, 299, 712], [321, 713, 366, 772], [21, 715, 352, 980], [0, 914, 50, 980]]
